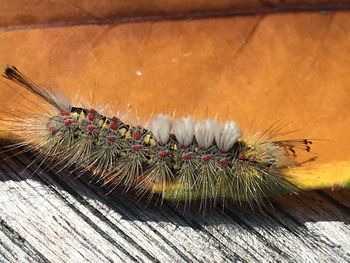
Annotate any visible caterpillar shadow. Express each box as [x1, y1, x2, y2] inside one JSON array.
[[0, 140, 349, 230]]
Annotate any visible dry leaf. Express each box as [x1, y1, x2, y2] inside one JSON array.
[[0, 2, 349, 190]]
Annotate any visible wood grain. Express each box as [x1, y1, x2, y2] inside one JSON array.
[[0, 147, 349, 262]]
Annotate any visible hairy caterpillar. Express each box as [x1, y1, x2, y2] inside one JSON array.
[[1, 66, 316, 210]]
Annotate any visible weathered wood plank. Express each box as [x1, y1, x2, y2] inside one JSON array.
[[0, 148, 349, 262]]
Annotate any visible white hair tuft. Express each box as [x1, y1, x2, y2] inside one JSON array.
[[172, 117, 195, 147], [150, 114, 172, 144], [194, 119, 219, 149], [215, 121, 242, 152]]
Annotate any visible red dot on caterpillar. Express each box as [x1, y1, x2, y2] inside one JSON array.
[[86, 124, 96, 134], [201, 154, 213, 162], [159, 150, 170, 158], [182, 152, 193, 161], [109, 117, 119, 130], [106, 135, 117, 144], [87, 108, 97, 122], [132, 144, 142, 152], [64, 118, 74, 127], [219, 157, 229, 165], [132, 130, 142, 141], [60, 109, 70, 116], [109, 122, 118, 130]]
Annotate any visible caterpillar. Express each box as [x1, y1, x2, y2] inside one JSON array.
[[1, 66, 316, 210]]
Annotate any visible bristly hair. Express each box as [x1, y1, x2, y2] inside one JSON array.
[[1, 65, 317, 210], [2, 66, 71, 111]]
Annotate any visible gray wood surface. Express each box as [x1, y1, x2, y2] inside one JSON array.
[[0, 143, 349, 263]]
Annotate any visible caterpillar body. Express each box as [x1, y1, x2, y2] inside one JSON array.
[[1, 66, 315, 210]]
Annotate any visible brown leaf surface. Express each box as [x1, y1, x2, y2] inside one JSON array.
[[1, 0, 349, 27], [0, 6, 349, 189]]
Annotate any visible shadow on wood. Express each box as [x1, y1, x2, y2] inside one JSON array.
[[1, 140, 349, 226], [1, 140, 349, 262]]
